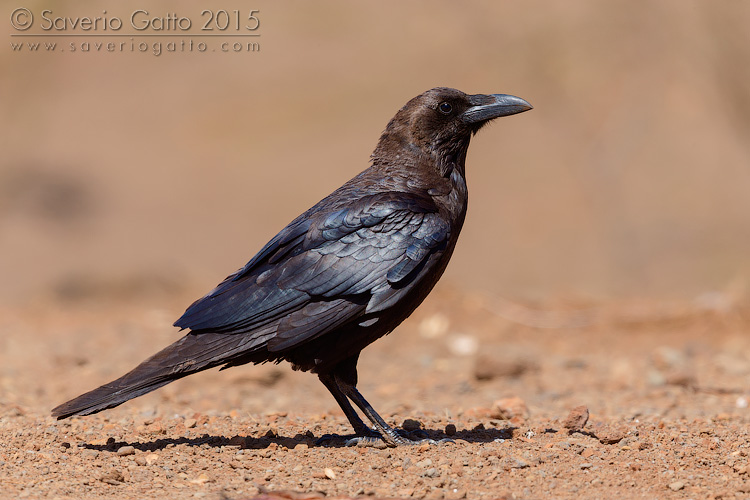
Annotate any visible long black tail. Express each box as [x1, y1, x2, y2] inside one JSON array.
[[51, 331, 262, 419]]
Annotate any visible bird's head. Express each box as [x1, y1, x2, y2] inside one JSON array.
[[373, 87, 532, 177]]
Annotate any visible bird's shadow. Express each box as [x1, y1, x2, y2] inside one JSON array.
[[82, 426, 518, 453]]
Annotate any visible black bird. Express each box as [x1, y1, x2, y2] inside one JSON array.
[[52, 88, 532, 446]]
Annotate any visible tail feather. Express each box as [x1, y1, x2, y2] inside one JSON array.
[[51, 330, 273, 419]]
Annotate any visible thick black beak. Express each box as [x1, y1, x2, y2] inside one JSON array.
[[462, 93, 533, 124]]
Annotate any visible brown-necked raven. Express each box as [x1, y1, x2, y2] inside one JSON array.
[[52, 88, 532, 447]]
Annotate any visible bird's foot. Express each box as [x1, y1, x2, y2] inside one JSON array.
[[345, 428, 454, 448]]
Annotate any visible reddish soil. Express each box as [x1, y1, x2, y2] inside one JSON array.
[[2, 288, 750, 499]]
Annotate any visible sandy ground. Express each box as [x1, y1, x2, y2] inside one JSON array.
[[2, 287, 750, 499]]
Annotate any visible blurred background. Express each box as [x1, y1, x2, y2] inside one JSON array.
[[2, 0, 750, 308]]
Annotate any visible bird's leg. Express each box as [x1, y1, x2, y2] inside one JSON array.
[[323, 355, 410, 447], [337, 381, 413, 447], [319, 356, 447, 447], [316, 372, 379, 442]]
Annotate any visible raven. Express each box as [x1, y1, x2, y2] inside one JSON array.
[[52, 87, 532, 446]]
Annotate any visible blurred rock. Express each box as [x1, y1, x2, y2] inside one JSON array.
[[490, 396, 530, 421], [651, 346, 686, 370], [448, 334, 479, 356], [0, 166, 94, 223], [418, 313, 450, 339], [665, 371, 698, 389], [475, 355, 536, 380]]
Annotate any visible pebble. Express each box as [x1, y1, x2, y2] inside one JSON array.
[[264, 427, 279, 438], [116, 446, 135, 456], [598, 424, 628, 445], [562, 405, 589, 432], [445, 423, 457, 436], [446, 488, 468, 500], [402, 418, 422, 432], [501, 456, 530, 470], [475, 356, 534, 380], [184, 418, 197, 429], [423, 467, 440, 478], [324, 468, 336, 479], [668, 481, 685, 491], [99, 469, 124, 485], [491, 396, 530, 421], [190, 473, 211, 484]]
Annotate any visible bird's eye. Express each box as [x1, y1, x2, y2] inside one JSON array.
[[438, 102, 452, 115]]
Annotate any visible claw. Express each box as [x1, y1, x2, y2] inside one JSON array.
[[345, 436, 389, 449], [343, 430, 455, 448]]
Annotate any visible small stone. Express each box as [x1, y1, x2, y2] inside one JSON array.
[[134, 456, 147, 466], [184, 418, 197, 429], [598, 424, 628, 445], [416, 458, 433, 468], [581, 448, 596, 459], [294, 443, 309, 450], [402, 418, 422, 432], [562, 405, 589, 432], [145, 453, 159, 466], [190, 473, 211, 484], [446, 488, 468, 500], [99, 469, 124, 485], [501, 456, 530, 470], [668, 481, 685, 491], [264, 427, 278, 438], [116, 446, 135, 456], [580, 462, 593, 469], [445, 423, 457, 436], [491, 397, 530, 421], [423, 467, 440, 478], [475, 356, 535, 380], [324, 468, 336, 480]]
